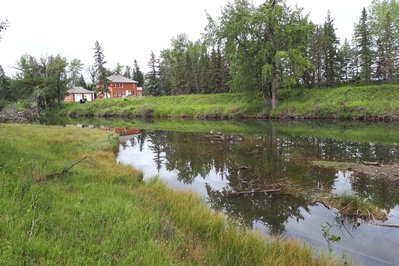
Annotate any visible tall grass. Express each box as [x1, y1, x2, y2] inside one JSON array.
[[0, 124, 339, 265]]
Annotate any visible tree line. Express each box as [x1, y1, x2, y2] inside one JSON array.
[[1, 0, 399, 110], [0, 39, 144, 109], [143, 0, 399, 108]]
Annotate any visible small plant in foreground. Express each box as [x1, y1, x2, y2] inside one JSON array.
[[321, 214, 342, 253]]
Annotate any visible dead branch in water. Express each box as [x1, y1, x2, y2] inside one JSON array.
[[374, 223, 399, 228]]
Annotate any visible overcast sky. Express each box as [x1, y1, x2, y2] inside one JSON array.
[[0, 0, 372, 77]]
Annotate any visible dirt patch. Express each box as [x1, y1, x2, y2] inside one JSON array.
[[312, 160, 399, 186]]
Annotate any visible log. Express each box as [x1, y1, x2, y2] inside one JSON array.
[[362, 161, 380, 166], [375, 223, 399, 228]]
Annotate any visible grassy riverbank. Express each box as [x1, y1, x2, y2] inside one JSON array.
[[0, 124, 337, 265], [51, 83, 399, 120]]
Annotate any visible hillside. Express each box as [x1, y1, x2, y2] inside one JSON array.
[[52, 84, 399, 121]]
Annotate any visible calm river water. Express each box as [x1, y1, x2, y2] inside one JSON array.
[[51, 118, 399, 265]]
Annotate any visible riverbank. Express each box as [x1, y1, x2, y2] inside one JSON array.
[[0, 124, 337, 265], [51, 83, 399, 120]]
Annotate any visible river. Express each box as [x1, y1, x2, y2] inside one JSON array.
[[44, 117, 399, 265]]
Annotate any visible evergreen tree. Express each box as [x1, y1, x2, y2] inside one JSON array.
[[123, 66, 132, 78], [144, 51, 162, 96], [75, 74, 87, 89], [322, 10, 340, 85], [339, 39, 357, 82], [93, 41, 108, 97], [113, 63, 123, 75], [353, 8, 373, 82], [199, 44, 210, 93], [374, 12, 396, 80], [132, 60, 144, 87], [369, 0, 399, 81]]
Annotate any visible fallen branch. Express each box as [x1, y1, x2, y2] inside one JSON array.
[[362, 161, 380, 166], [227, 184, 282, 196], [43, 155, 96, 180], [374, 223, 399, 228]]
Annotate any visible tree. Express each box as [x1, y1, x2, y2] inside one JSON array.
[[123, 65, 132, 78], [353, 8, 374, 82], [339, 39, 357, 82], [0, 19, 9, 41], [144, 51, 162, 96], [113, 63, 123, 75], [322, 10, 341, 85], [93, 41, 108, 97], [75, 74, 87, 89], [68, 58, 84, 87], [86, 64, 97, 91], [132, 60, 144, 87], [0, 65, 11, 101], [12, 54, 68, 108], [45, 55, 68, 105], [217, 0, 313, 108], [369, 0, 399, 80]]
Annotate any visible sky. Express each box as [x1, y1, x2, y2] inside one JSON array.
[[0, 0, 372, 78]]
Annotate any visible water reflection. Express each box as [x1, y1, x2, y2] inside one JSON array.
[[118, 129, 399, 265]]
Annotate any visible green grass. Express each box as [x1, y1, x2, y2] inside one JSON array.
[[0, 124, 338, 265], [53, 93, 267, 119], [50, 83, 399, 120], [330, 194, 387, 221], [273, 84, 399, 120]]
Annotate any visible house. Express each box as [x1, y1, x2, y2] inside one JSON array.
[[97, 74, 141, 99], [64, 86, 95, 102]]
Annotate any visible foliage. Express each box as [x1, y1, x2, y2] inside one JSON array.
[[68, 58, 84, 87], [12, 54, 68, 109], [0, 65, 12, 101], [0, 19, 9, 41], [93, 41, 108, 97], [321, 215, 342, 253], [144, 51, 162, 96], [132, 59, 144, 87]]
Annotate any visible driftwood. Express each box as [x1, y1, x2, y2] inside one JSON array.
[[227, 184, 282, 196], [43, 155, 96, 181], [374, 223, 399, 228], [363, 161, 380, 166]]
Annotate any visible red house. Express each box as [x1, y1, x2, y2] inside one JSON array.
[[97, 74, 141, 99]]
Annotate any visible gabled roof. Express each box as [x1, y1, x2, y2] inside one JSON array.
[[107, 74, 138, 84], [67, 86, 94, 94]]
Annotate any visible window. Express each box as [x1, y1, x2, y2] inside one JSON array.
[[118, 91, 121, 96], [121, 83, 124, 88], [117, 83, 121, 88], [113, 83, 116, 88], [113, 90, 116, 96]]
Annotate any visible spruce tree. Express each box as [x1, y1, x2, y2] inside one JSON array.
[[353, 8, 373, 82], [93, 41, 108, 97], [132, 60, 144, 87], [144, 51, 162, 96], [323, 11, 340, 86]]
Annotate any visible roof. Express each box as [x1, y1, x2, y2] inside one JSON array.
[[67, 86, 94, 94], [107, 74, 138, 84]]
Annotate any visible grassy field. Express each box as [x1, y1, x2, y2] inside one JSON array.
[[0, 124, 338, 265], [51, 83, 399, 120]]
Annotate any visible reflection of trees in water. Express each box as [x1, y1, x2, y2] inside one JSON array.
[[129, 130, 399, 233], [206, 184, 311, 235], [350, 175, 399, 211]]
